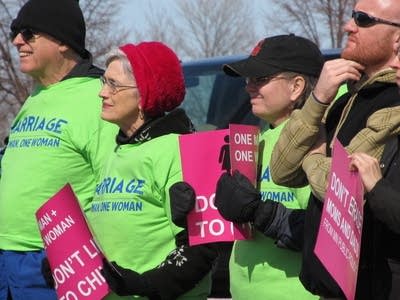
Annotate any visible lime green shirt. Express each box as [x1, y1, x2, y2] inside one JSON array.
[[229, 122, 317, 299], [0, 77, 117, 251], [87, 134, 210, 300]]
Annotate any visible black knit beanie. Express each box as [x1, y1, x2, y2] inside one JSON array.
[[10, 0, 89, 58]]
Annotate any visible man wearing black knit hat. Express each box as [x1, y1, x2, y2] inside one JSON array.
[[10, 0, 89, 59], [0, 0, 117, 299]]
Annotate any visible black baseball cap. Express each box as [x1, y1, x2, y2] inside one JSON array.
[[223, 34, 324, 78]]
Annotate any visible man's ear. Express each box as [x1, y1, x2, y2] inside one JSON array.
[[57, 41, 69, 53], [395, 31, 400, 44], [58, 43, 80, 60], [289, 76, 306, 102]]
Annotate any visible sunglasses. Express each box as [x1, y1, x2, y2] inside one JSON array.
[[9, 28, 39, 42], [352, 10, 400, 28]]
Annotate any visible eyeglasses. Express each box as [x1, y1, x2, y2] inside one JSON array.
[[9, 28, 39, 42], [100, 76, 137, 94], [352, 10, 400, 28], [245, 75, 290, 86]]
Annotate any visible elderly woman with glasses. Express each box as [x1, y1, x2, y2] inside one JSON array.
[[86, 42, 217, 300]]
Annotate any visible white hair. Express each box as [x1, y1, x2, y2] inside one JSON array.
[[104, 48, 134, 80]]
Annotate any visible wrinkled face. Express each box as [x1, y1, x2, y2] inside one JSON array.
[[341, 0, 399, 73], [11, 30, 63, 81], [99, 59, 141, 131], [245, 74, 295, 127]]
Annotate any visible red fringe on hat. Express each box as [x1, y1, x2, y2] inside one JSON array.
[[120, 42, 185, 117]]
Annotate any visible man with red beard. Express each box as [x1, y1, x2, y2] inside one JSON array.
[[342, 37, 400, 300], [270, 0, 400, 299]]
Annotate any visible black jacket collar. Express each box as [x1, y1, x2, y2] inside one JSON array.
[[62, 54, 103, 80], [116, 108, 195, 145]]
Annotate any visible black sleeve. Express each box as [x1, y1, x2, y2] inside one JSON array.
[[367, 178, 400, 234], [142, 231, 219, 300], [255, 201, 305, 251]]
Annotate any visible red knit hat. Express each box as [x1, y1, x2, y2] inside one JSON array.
[[119, 42, 185, 117]]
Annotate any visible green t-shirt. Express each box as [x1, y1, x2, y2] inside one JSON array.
[[87, 134, 210, 300], [229, 122, 318, 299], [0, 77, 118, 251]]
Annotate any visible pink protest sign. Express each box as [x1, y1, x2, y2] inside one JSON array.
[[229, 124, 259, 185], [314, 139, 364, 300], [36, 184, 109, 300], [179, 124, 259, 245]]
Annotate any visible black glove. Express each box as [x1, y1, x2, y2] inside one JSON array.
[[215, 170, 261, 222], [41, 257, 55, 288], [101, 259, 158, 298], [169, 181, 196, 227], [141, 242, 218, 300], [215, 170, 278, 230]]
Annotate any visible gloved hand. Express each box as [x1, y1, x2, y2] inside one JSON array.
[[215, 170, 262, 222], [215, 170, 278, 230], [169, 181, 196, 227], [41, 257, 55, 288], [101, 259, 157, 297]]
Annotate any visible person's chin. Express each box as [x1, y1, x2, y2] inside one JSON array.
[[251, 107, 263, 119], [100, 112, 113, 123], [341, 41, 358, 59], [341, 48, 353, 60], [19, 64, 34, 75], [343, 49, 365, 66]]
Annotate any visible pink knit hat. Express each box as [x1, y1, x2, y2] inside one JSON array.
[[119, 42, 185, 117]]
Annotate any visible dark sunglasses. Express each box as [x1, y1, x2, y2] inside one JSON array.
[[352, 10, 400, 28], [9, 28, 39, 42]]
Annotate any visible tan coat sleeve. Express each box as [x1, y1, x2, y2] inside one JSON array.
[[270, 93, 329, 188], [302, 106, 400, 200]]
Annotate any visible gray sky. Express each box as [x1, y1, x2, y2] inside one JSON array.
[[117, 0, 341, 54], [118, 0, 271, 42]]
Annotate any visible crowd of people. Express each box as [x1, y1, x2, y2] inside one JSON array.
[[1, 0, 400, 299]]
